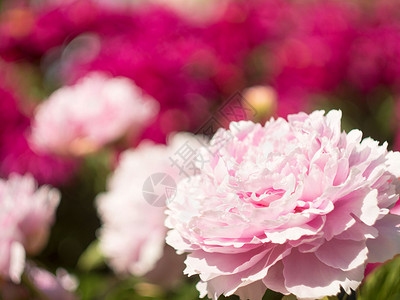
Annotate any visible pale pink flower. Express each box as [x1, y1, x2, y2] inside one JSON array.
[[166, 110, 400, 300], [0, 174, 60, 283], [96, 133, 204, 279], [26, 264, 78, 300], [0, 264, 78, 300], [31, 72, 159, 156]]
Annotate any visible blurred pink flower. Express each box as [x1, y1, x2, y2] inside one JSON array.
[[0, 263, 79, 300], [0, 174, 60, 283], [96, 133, 204, 282], [166, 110, 400, 299], [26, 264, 78, 300], [31, 72, 159, 156]]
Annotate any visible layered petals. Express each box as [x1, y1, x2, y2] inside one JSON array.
[[166, 110, 400, 299]]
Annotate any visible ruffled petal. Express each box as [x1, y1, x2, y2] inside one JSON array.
[[283, 249, 363, 300]]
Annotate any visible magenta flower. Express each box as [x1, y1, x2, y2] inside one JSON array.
[[0, 130, 78, 186], [0, 1, 106, 61], [0, 174, 60, 283], [0, 65, 77, 186], [166, 110, 400, 299], [30, 72, 159, 156], [346, 0, 400, 94], [62, 5, 217, 144]]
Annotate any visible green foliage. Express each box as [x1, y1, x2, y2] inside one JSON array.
[[358, 256, 400, 300], [314, 88, 397, 148], [263, 289, 284, 300], [77, 240, 105, 272], [37, 150, 111, 269], [76, 274, 202, 300]]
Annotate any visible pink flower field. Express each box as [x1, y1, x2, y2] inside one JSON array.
[[1, 0, 400, 299]]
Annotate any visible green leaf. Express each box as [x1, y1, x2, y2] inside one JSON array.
[[77, 240, 105, 272], [358, 255, 400, 300]]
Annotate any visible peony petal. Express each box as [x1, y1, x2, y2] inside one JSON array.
[[335, 221, 378, 241], [297, 237, 325, 253], [325, 109, 342, 144], [283, 249, 363, 300], [324, 188, 379, 240], [386, 151, 400, 177], [184, 246, 271, 280], [235, 281, 267, 300], [265, 215, 325, 244], [350, 189, 380, 226], [165, 230, 194, 254], [262, 261, 290, 295], [366, 214, 400, 263], [196, 280, 209, 299], [201, 245, 289, 299], [333, 158, 349, 186], [184, 245, 270, 280], [9, 242, 25, 283], [315, 239, 368, 271]]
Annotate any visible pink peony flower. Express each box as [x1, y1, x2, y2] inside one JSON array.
[[166, 110, 400, 300], [97, 133, 204, 281], [30, 72, 159, 156], [0, 174, 60, 283]]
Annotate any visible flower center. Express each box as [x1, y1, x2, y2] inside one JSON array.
[[237, 187, 285, 208]]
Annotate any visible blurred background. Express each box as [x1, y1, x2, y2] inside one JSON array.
[[1, 0, 400, 299]]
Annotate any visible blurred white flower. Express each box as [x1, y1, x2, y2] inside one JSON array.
[[96, 133, 205, 280]]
